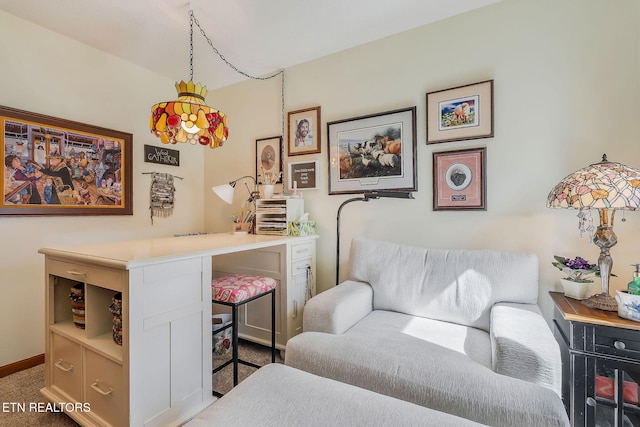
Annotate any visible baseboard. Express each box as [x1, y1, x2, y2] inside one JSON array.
[[0, 354, 44, 378]]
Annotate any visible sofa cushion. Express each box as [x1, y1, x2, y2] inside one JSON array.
[[348, 238, 539, 331], [348, 310, 492, 368]]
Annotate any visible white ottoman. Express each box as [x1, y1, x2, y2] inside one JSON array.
[[185, 364, 485, 426]]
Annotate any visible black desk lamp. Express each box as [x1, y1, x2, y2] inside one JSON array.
[[336, 191, 415, 285]]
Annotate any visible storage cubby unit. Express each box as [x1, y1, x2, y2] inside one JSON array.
[[43, 256, 127, 427], [51, 277, 82, 332], [255, 198, 304, 235]]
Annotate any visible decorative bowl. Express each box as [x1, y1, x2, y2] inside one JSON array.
[[616, 291, 640, 322]]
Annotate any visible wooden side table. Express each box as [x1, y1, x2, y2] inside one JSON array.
[[550, 291, 640, 426]]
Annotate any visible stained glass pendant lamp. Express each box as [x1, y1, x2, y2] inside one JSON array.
[[149, 9, 228, 149], [547, 154, 640, 310]]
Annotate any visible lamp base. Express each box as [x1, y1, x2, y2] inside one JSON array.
[[581, 293, 618, 311]]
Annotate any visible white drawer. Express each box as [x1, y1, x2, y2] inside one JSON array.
[[51, 333, 82, 402], [48, 258, 124, 291], [291, 241, 314, 260], [291, 258, 312, 277], [85, 349, 125, 427]]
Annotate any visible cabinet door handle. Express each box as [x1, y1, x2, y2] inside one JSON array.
[[54, 359, 73, 372], [586, 397, 597, 407], [91, 380, 113, 396], [66, 270, 88, 277], [614, 341, 626, 350], [293, 300, 298, 319]]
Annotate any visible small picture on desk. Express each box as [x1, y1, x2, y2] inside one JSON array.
[[1, 105, 132, 215]]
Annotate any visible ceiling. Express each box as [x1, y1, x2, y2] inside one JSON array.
[[0, 0, 501, 90]]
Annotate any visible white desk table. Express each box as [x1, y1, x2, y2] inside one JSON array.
[[39, 233, 317, 427]]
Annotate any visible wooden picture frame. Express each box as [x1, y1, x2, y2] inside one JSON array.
[[433, 147, 486, 211], [288, 160, 319, 191], [1, 105, 133, 216], [327, 106, 417, 195], [256, 136, 283, 184], [426, 80, 494, 144], [287, 106, 321, 156]]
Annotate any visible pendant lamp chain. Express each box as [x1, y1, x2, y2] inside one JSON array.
[[189, 11, 194, 82], [189, 9, 286, 143]]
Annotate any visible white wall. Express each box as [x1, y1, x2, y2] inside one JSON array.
[[0, 11, 206, 366], [205, 0, 640, 324]]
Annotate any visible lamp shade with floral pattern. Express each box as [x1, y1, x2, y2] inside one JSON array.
[[547, 155, 640, 210], [150, 80, 229, 149]]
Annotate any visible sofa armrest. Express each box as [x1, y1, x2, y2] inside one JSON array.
[[490, 302, 562, 396], [303, 280, 373, 334]]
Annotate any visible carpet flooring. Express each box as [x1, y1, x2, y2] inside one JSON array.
[[0, 340, 282, 426]]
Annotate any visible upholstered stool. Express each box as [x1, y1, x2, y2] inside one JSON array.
[[211, 274, 276, 397]]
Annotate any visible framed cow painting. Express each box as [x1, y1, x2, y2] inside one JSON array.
[[327, 107, 417, 195]]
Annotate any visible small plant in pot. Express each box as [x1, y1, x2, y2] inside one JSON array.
[[552, 255, 601, 300]]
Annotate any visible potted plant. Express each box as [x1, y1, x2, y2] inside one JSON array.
[[552, 255, 600, 300]]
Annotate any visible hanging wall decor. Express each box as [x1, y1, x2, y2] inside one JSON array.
[[327, 107, 417, 195], [287, 106, 321, 156], [426, 80, 494, 144], [256, 136, 283, 184], [144, 144, 180, 167], [432, 147, 486, 211], [1, 105, 133, 216], [147, 172, 181, 224], [288, 160, 319, 190]]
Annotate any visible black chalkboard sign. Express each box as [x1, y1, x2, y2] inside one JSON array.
[[289, 160, 318, 190], [144, 144, 180, 166]]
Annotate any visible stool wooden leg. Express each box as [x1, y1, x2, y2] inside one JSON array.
[[232, 303, 239, 386], [271, 289, 276, 363]]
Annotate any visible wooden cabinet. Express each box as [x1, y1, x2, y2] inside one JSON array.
[[551, 292, 640, 426], [40, 233, 317, 426]]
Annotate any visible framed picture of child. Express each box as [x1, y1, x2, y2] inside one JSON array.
[[1, 105, 133, 216]]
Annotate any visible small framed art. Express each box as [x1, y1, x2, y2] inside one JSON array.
[[327, 107, 417, 195], [287, 106, 321, 156], [288, 160, 319, 190], [432, 147, 486, 211], [256, 136, 283, 184], [426, 80, 493, 144]]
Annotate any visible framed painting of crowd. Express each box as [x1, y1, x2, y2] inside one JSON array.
[[0, 106, 133, 215]]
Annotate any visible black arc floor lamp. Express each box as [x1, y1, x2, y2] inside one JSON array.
[[336, 191, 415, 285]]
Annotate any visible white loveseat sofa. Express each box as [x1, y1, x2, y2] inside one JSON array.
[[285, 238, 569, 427]]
